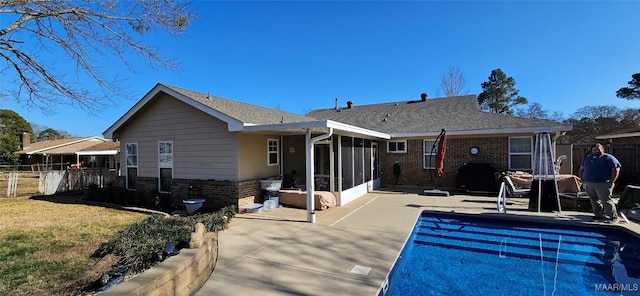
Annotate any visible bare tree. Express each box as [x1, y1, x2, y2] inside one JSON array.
[[438, 66, 468, 97], [0, 0, 195, 114], [515, 102, 547, 119], [515, 102, 565, 121], [562, 105, 640, 144]]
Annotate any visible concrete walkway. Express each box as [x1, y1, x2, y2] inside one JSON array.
[[195, 187, 640, 296]]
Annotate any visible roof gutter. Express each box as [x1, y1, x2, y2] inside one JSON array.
[[390, 125, 572, 138], [76, 150, 119, 156], [596, 132, 640, 140], [242, 120, 390, 139]]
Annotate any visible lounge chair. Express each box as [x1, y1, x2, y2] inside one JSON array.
[[503, 175, 531, 197], [617, 185, 640, 223], [497, 175, 531, 213]]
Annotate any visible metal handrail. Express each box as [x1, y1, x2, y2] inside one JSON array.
[[497, 181, 507, 213]]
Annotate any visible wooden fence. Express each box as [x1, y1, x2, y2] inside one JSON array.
[[570, 143, 640, 191], [0, 168, 119, 198]]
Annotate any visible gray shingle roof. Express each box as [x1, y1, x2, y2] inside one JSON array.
[[163, 84, 318, 125], [306, 95, 567, 134]]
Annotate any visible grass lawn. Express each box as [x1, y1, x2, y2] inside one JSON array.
[[0, 193, 147, 296]]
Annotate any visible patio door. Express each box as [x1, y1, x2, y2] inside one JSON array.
[[372, 141, 380, 189]]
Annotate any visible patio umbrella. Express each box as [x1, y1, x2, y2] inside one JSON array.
[[423, 129, 449, 196], [435, 129, 447, 177]]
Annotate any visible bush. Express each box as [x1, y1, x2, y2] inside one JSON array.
[[183, 205, 236, 232], [94, 215, 191, 272], [93, 205, 237, 273]]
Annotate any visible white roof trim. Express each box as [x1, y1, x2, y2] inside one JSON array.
[[241, 120, 391, 139], [596, 132, 640, 139], [76, 150, 119, 156], [391, 125, 572, 138], [103, 84, 244, 139]]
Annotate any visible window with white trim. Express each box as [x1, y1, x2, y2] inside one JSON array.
[[125, 143, 138, 189], [387, 140, 407, 153], [268, 139, 279, 165], [159, 141, 173, 193], [509, 137, 533, 170], [423, 140, 437, 169]]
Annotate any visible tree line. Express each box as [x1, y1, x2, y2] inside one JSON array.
[[441, 67, 639, 145]]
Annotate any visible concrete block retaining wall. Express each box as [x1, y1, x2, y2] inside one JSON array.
[[101, 233, 218, 296]]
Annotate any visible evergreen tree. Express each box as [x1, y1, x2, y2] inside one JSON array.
[[616, 73, 640, 99], [0, 110, 33, 165], [477, 69, 528, 115]]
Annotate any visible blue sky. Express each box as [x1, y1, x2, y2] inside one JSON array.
[[2, 1, 639, 137]]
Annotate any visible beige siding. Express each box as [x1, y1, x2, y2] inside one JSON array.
[[238, 134, 280, 180], [117, 93, 239, 181]]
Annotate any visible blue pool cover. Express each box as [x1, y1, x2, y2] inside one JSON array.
[[383, 211, 640, 296]]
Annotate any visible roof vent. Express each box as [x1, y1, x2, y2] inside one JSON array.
[[420, 93, 428, 101], [382, 118, 388, 122], [335, 98, 338, 110], [207, 91, 211, 100], [346, 101, 353, 109]]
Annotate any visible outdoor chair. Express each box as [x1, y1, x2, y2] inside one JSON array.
[[555, 155, 567, 174], [617, 185, 640, 223], [503, 175, 531, 198], [497, 175, 531, 213]]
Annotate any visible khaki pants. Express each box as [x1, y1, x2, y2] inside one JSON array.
[[585, 181, 618, 219]]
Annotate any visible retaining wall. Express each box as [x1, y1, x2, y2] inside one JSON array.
[[101, 233, 218, 296]]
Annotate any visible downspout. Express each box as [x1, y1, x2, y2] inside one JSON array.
[[305, 128, 333, 223]]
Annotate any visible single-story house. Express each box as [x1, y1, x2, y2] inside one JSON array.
[[17, 133, 119, 171], [596, 127, 640, 187], [103, 83, 571, 221], [596, 127, 640, 144]]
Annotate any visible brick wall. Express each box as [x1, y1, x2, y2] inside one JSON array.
[[135, 177, 158, 192], [120, 177, 266, 212], [379, 137, 511, 188]]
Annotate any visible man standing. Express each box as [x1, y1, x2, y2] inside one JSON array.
[[579, 143, 622, 223]]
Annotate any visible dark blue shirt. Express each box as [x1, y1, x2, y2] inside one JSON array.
[[581, 153, 622, 183]]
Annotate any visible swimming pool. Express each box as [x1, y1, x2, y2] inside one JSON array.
[[382, 211, 640, 296]]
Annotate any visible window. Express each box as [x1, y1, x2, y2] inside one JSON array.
[[509, 137, 533, 170], [125, 143, 138, 189], [387, 140, 407, 153], [268, 139, 279, 165], [423, 140, 437, 169], [159, 141, 173, 192]]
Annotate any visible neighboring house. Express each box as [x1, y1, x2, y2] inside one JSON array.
[[103, 83, 571, 218], [596, 127, 640, 144], [17, 133, 120, 171], [595, 127, 640, 188]]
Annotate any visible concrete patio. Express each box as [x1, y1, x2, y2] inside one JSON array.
[[195, 186, 640, 296]]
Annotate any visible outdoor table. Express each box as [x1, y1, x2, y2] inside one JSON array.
[[510, 173, 582, 193]]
